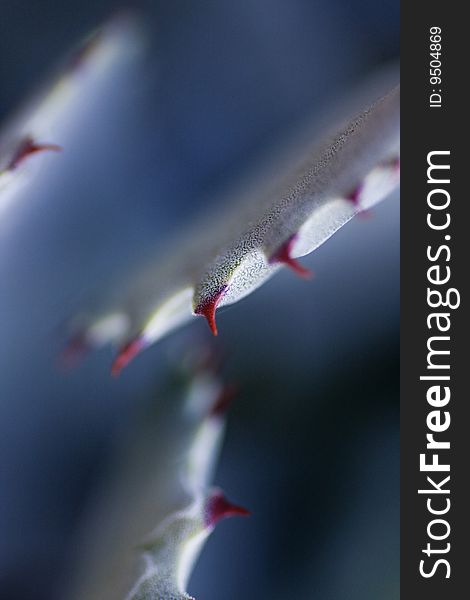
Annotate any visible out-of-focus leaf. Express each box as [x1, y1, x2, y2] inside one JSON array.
[[64, 358, 248, 600], [0, 14, 143, 217]]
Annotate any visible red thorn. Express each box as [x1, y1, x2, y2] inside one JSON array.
[[210, 383, 238, 418], [204, 490, 250, 528], [346, 183, 363, 206], [194, 286, 227, 336], [8, 137, 62, 170], [111, 336, 146, 376], [388, 156, 400, 173], [269, 235, 312, 279], [59, 334, 90, 370]]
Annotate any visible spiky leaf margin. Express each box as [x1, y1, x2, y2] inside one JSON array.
[[67, 85, 399, 373], [0, 14, 142, 216], [65, 361, 248, 600]]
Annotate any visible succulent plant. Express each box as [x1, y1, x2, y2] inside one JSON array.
[[0, 14, 142, 218], [63, 84, 399, 375], [1, 15, 399, 600], [63, 357, 247, 600]]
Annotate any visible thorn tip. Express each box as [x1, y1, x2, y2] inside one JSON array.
[[269, 235, 312, 279], [210, 383, 238, 418], [194, 286, 227, 336], [204, 490, 250, 528], [346, 183, 363, 206], [388, 156, 400, 173], [8, 137, 62, 170], [111, 336, 145, 376]]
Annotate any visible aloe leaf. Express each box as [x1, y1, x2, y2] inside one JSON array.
[[65, 85, 399, 373], [65, 360, 248, 600], [0, 15, 143, 217]]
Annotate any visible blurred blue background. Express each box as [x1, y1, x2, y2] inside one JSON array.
[[0, 1, 399, 599]]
